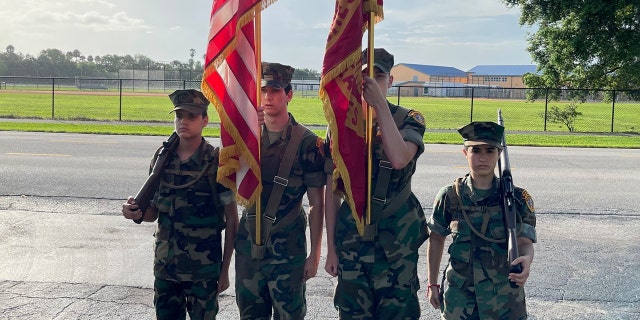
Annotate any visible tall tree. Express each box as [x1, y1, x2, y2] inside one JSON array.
[[38, 48, 76, 77], [72, 49, 81, 62], [503, 0, 640, 94], [188, 48, 196, 71], [293, 68, 321, 80]]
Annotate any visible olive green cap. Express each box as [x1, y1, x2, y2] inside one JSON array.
[[169, 89, 209, 115], [261, 62, 294, 89], [458, 121, 504, 149], [361, 48, 394, 73]]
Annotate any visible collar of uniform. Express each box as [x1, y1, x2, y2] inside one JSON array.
[[388, 101, 399, 114], [261, 112, 298, 143], [187, 137, 207, 165], [462, 174, 499, 203]]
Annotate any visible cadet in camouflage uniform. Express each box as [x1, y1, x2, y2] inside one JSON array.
[[234, 62, 326, 320], [122, 89, 238, 320], [426, 121, 537, 320], [324, 48, 428, 320]]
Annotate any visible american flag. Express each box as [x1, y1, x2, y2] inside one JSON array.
[[320, 0, 383, 236], [201, 0, 275, 206]]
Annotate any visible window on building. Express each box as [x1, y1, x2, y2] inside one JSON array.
[[483, 76, 508, 82]]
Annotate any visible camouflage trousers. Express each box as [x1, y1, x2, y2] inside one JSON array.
[[235, 252, 306, 320], [441, 257, 527, 320], [154, 277, 220, 320], [334, 242, 421, 320]]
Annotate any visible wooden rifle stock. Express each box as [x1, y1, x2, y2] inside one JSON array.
[[497, 110, 522, 288], [133, 132, 179, 224]]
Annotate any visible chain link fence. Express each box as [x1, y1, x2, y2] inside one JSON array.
[[0, 76, 638, 133], [389, 85, 639, 133]]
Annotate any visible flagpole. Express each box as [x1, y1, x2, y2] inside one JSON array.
[[365, 9, 375, 226], [255, 8, 262, 246]]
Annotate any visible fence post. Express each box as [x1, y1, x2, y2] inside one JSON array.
[[544, 88, 549, 131], [147, 62, 150, 93], [396, 85, 400, 105], [470, 87, 474, 122], [51, 77, 55, 119], [119, 79, 123, 121], [611, 90, 616, 133]]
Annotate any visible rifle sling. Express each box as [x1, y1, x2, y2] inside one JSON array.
[[161, 162, 213, 190], [454, 178, 505, 244], [249, 124, 306, 259]]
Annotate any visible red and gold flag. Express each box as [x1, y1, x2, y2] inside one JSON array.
[[320, 0, 383, 235], [201, 0, 276, 206]]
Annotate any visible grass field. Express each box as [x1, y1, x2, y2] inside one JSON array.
[[1, 90, 639, 148]]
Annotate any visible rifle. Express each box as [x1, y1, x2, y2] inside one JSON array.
[[133, 132, 179, 224], [497, 109, 522, 288]]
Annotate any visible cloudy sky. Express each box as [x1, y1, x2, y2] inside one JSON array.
[[1, 0, 536, 72]]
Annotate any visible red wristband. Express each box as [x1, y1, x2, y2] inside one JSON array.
[[427, 284, 440, 292]]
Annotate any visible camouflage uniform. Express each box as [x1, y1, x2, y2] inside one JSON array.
[[234, 114, 326, 320], [152, 138, 235, 320], [330, 102, 428, 320], [428, 122, 537, 320]]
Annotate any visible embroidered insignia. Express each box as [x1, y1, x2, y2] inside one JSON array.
[[316, 137, 325, 157], [522, 189, 535, 212], [408, 110, 426, 126]]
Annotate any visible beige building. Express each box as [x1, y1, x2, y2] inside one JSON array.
[[391, 63, 467, 84], [390, 63, 538, 91], [390, 63, 468, 97], [466, 65, 537, 88]]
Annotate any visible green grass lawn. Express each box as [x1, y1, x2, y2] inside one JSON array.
[[1, 90, 639, 148]]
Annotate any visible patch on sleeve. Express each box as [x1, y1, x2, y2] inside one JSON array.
[[408, 110, 426, 126], [316, 137, 325, 157], [522, 189, 535, 212]]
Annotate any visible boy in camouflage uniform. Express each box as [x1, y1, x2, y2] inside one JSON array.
[[426, 121, 537, 320], [122, 89, 238, 320], [324, 48, 428, 319], [234, 62, 326, 319]]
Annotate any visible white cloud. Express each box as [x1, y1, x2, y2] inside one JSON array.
[[0, 0, 535, 72]]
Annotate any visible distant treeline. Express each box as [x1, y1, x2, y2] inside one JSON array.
[[0, 45, 320, 80]]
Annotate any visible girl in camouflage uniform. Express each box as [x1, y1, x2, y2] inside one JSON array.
[[122, 89, 238, 320], [426, 121, 536, 320]]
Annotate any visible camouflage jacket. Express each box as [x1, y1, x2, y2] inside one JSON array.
[[428, 174, 536, 318], [152, 138, 234, 282], [332, 102, 428, 261], [236, 114, 326, 263]]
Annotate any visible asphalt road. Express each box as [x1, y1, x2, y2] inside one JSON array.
[[0, 131, 638, 319]]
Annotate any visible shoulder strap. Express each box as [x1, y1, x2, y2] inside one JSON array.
[[263, 124, 306, 221], [455, 178, 505, 244], [251, 124, 307, 259], [207, 146, 223, 215], [392, 104, 410, 127], [361, 105, 412, 241], [446, 178, 462, 213]]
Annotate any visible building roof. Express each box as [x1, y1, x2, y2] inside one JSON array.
[[397, 63, 467, 77], [467, 65, 538, 76]]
